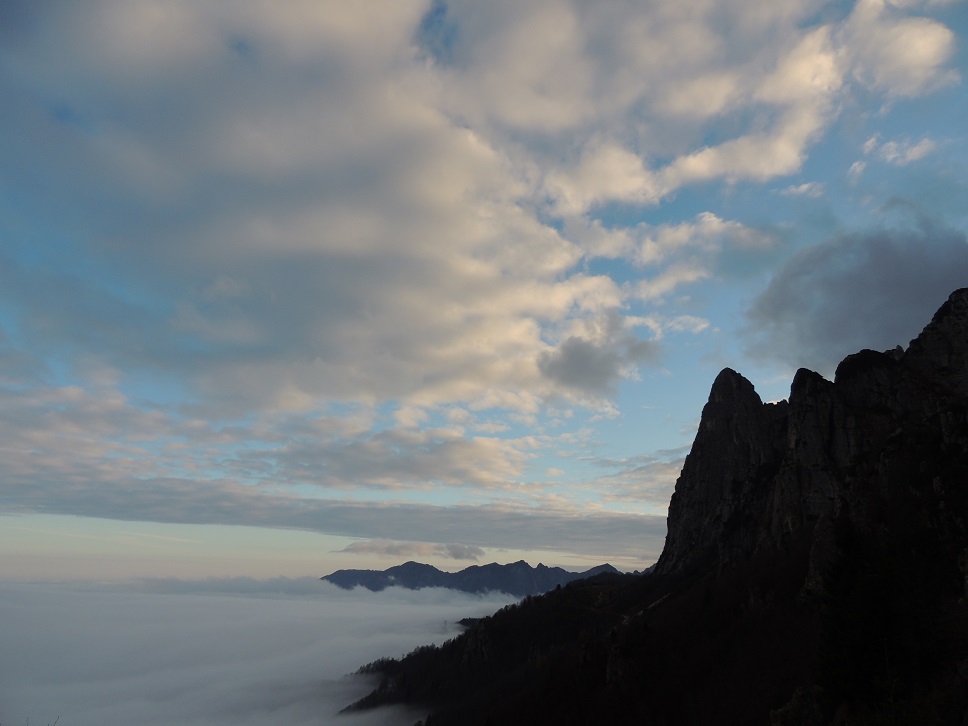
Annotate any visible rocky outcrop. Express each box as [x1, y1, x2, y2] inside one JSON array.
[[657, 288, 968, 592]]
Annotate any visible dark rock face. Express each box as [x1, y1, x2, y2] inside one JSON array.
[[344, 288, 968, 726], [322, 560, 621, 597], [658, 287, 968, 592], [656, 367, 789, 575]]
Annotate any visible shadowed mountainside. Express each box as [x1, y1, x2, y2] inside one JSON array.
[[344, 288, 968, 726], [322, 560, 623, 597]]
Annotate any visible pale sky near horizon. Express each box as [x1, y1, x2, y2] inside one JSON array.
[[2, 0, 967, 581]]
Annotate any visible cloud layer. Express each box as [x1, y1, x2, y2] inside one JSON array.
[[0, 0, 963, 568], [0, 580, 516, 726]]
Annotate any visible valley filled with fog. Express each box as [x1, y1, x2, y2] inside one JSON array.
[[0, 579, 515, 726]]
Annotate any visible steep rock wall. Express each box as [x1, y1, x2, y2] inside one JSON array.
[[657, 288, 968, 583]]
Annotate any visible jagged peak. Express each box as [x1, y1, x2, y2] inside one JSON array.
[[925, 286, 968, 327], [660, 287, 968, 580], [790, 367, 829, 396], [910, 288, 968, 351], [833, 349, 898, 384], [708, 367, 761, 406], [904, 288, 968, 390]]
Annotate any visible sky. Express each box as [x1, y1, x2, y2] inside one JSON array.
[[0, 579, 515, 725], [1, 0, 967, 580]]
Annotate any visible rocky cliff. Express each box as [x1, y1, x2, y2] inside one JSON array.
[[344, 288, 968, 726], [658, 288, 968, 596]]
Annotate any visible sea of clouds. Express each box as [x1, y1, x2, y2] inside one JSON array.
[[0, 579, 516, 726]]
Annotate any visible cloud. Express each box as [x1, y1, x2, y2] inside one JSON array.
[[252, 426, 534, 490], [0, 0, 620, 420], [0, 0, 961, 571], [842, 0, 959, 96], [439, 0, 956, 216], [848, 160, 867, 182], [624, 213, 780, 302], [659, 71, 741, 119], [1, 478, 665, 562], [745, 216, 968, 374], [633, 264, 711, 302], [339, 540, 487, 562], [660, 25, 842, 189], [0, 580, 515, 726], [635, 212, 776, 267], [579, 448, 690, 514], [863, 134, 938, 165], [780, 182, 825, 197], [1, 0, 956, 418], [436, 542, 488, 561], [538, 312, 658, 396], [544, 142, 662, 215]]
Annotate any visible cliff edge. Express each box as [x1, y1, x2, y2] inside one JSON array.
[[344, 288, 968, 726], [658, 287, 968, 587]]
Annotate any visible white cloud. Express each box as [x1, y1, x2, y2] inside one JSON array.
[[619, 213, 778, 302], [562, 216, 636, 259], [755, 26, 843, 105], [862, 133, 938, 165], [659, 72, 741, 119], [841, 0, 959, 96], [848, 160, 867, 182], [635, 212, 770, 267], [0, 581, 514, 726], [658, 25, 842, 189], [441, 0, 593, 131], [578, 447, 690, 514], [879, 138, 937, 165], [633, 264, 711, 303], [544, 142, 662, 216], [664, 316, 712, 335], [780, 182, 825, 197], [1, 0, 955, 419], [662, 104, 831, 187]]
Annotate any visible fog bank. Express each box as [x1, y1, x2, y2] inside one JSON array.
[[0, 579, 516, 726]]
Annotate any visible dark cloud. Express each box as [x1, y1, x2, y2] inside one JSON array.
[[439, 543, 487, 561], [339, 540, 487, 562], [0, 581, 514, 726], [539, 336, 625, 393], [538, 316, 658, 396], [745, 217, 968, 374]]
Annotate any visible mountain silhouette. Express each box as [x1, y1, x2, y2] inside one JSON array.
[[322, 560, 623, 597], [344, 288, 968, 725]]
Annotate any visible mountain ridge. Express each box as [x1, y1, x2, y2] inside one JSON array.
[[343, 288, 968, 725], [322, 560, 624, 597]]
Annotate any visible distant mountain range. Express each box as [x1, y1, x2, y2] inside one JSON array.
[[321, 560, 624, 597]]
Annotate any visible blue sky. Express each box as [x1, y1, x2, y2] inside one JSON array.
[[1, 0, 967, 580]]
